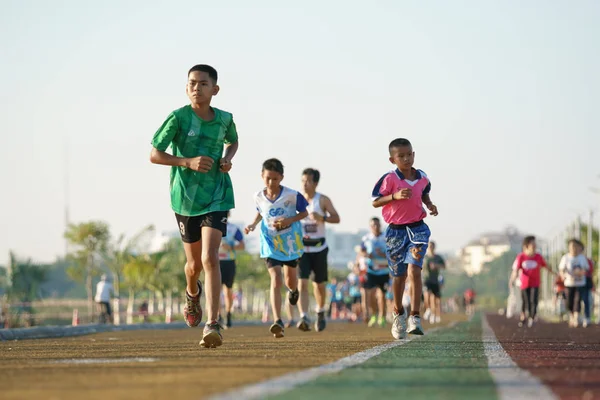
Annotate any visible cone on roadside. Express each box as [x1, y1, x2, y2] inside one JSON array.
[[71, 309, 79, 326]]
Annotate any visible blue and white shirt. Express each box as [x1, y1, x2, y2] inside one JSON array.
[[254, 186, 308, 262], [361, 232, 389, 276], [218, 224, 244, 261]]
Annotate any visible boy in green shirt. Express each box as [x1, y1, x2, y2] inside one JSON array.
[[150, 64, 239, 348]]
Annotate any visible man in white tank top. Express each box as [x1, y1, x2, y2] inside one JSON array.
[[298, 168, 341, 332]]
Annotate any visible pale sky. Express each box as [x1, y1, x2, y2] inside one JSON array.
[[1, 0, 599, 264]]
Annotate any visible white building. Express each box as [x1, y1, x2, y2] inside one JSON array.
[[458, 227, 524, 276]]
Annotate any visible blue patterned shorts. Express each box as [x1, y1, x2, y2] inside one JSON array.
[[385, 221, 431, 277]]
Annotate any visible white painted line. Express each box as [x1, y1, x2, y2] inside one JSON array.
[[209, 324, 452, 400], [51, 357, 158, 365], [482, 316, 558, 400]]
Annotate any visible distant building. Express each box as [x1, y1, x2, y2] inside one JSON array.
[[457, 226, 525, 276], [326, 228, 369, 270]]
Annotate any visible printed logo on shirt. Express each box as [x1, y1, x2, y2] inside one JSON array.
[[268, 208, 285, 217], [522, 260, 539, 270], [187, 130, 196, 136]]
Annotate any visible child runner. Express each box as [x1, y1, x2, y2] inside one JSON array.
[[558, 239, 590, 328], [244, 158, 306, 338], [218, 211, 245, 328], [508, 235, 552, 328], [371, 138, 439, 339], [150, 64, 239, 348]]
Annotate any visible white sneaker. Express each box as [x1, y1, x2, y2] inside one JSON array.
[[527, 318, 534, 328], [423, 309, 431, 320], [429, 315, 435, 324], [391, 312, 407, 340], [435, 315, 441, 324], [407, 315, 424, 335], [583, 318, 590, 328]]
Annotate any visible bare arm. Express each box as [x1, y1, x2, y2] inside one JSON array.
[[244, 212, 263, 234], [222, 141, 238, 162], [150, 148, 188, 167], [372, 193, 397, 208], [235, 240, 245, 251], [150, 148, 214, 172], [290, 210, 309, 224], [422, 193, 433, 207], [321, 195, 340, 224]]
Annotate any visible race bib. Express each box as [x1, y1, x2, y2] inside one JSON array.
[[304, 223, 318, 233]]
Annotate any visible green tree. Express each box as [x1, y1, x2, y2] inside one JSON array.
[[64, 221, 110, 319], [122, 254, 155, 324], [102, 224, 155, 324], [6, 251, 48, 303]]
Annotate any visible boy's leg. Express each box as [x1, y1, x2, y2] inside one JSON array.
[[428, 291, 436, 319], [268, 266, 283, 322], [313, 281, 327, 313], [377, 287, 386, 321], [200, 226, 223, 324], [360, 286, 370, 322], [423, 287, 430, 317], [183, 240, 204, 327], [298, 253, 311, 320], [312, 248, 329, 332], [283, 264, 298, 292], [408, 265, 423, 316], [390, 275, 408, 339]]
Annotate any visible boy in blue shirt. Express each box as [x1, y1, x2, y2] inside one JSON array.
[[245, 158, 308, 337]]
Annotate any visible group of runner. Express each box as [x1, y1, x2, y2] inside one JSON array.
[[150, 64, 440, 347], [510, 236, 595, 328]]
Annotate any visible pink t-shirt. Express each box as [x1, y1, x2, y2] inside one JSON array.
[[512, 252, 547, 289], [371, 169, 431, 225]]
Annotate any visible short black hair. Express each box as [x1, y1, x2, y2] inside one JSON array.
[[302, 168, 320, 184], [389, 138, 412, 153], [188, 64, 218, 84], [262, 158, 284, 175], [522, 235, 536, 248], [570, 238, 584, 249], [370, 217, 380, 223]]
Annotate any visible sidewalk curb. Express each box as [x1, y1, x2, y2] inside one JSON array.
[[0, 320, 265, 341]]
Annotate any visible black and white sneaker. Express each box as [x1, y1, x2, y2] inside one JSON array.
[[315, 311, 327, 332]]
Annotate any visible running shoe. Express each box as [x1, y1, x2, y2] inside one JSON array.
[[391, 311, 407, 340], [407, 315, 424, 335], [270, 319, 285, 338], [297, 316, 311, 331], [288, 289, 299, 306], [200, 321, 223, 348], [368, 315, 378, 327], [183, 281, 203, 327], [316, 311, 327, 332]]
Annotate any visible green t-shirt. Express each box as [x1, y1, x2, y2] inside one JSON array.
[[151, 105, 238, 216], [423, 254, 445, 284]]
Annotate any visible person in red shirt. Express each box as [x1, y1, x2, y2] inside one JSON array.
[[509, 235, 554, 328], [553, 274, 567, 319]]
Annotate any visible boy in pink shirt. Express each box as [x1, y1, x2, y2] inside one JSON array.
[[372, 138, 439, 339]]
